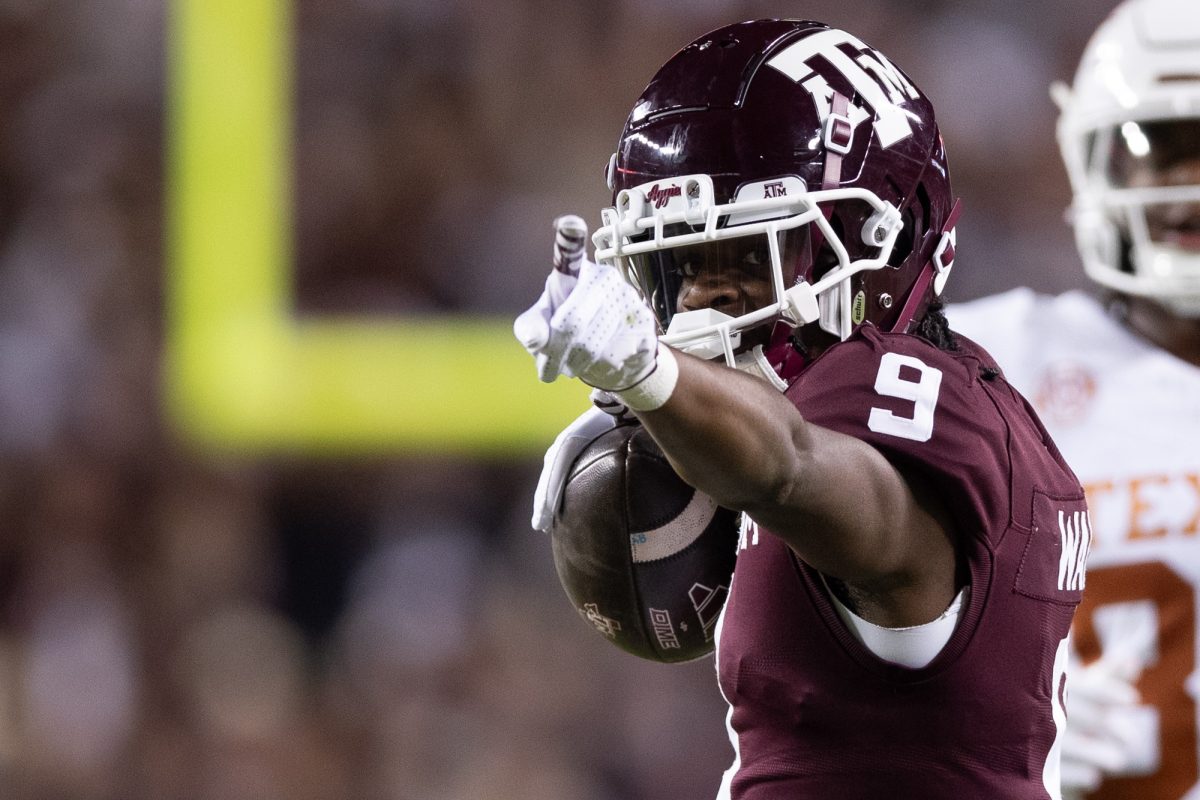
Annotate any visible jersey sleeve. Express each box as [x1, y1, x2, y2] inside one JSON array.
[[787, 325, 1012, 544]]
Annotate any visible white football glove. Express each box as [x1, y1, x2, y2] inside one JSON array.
[[514, 216, 658, 391], [530, 387, 638, 532], [531, 405, 627, 532], [1061, 653, 1144, 798]]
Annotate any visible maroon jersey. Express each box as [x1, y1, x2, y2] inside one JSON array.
[[716, 324, 1088, 799]]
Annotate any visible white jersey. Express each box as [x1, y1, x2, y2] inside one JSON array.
[[949, 288, 1200, 800]]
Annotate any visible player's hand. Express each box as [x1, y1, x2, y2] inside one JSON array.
[[513, 214, 586, 361], [514, 215, 658, 391], [1060, 654, 1143, 798], [531, 405, 632, 532], [529, 386, 639, 532]]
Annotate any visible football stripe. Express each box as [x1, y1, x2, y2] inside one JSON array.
[[630, 490, 719, 563]]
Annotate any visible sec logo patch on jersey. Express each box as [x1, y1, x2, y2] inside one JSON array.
[[551, 423, 739, 663], [1033, 361, 1097, 427]]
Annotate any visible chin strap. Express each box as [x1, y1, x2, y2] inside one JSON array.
[[726, 320, 811, 393], [761, 322, 810, 386], [802, 91, 855, 340], [809, 90, 853, 263], [821, 91, 853, 193], [733, 345, 788, 392], [890, 198, 962, 333]]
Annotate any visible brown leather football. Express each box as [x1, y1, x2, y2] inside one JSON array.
[[551, 422, 740, 663]]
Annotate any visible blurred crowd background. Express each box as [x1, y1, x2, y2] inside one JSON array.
[[0, 0, 1118, 798]]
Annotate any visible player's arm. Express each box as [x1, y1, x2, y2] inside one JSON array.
[[637, 349, 956, 625], [515, 218, 956, 624]]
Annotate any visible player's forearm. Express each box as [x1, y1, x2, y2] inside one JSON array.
[[635, 349, 810, 515]]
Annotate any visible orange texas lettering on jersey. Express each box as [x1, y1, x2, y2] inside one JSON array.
[[1084, 472, 1200, 544]]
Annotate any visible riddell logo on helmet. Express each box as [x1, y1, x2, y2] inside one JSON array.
[[647, 183, 682, 209]]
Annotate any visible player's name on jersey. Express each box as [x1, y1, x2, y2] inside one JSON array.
[[1084, 471, 1200, 544]]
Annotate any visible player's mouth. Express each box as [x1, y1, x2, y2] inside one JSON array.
[[1159, 232, 1200, 251], [1152, 226, 1200, 251], [1147, 206, 1200, 250]]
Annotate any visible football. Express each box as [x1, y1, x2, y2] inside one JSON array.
[[551, 422, 740, 663]]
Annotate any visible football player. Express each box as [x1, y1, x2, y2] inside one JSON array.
[[517, 19, 1089, 798], [947, 1, 1200, 798]]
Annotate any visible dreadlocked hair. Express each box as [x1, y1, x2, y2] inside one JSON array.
[[914, 300, 958, 352]]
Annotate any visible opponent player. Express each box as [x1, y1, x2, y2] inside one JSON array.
[[517, 20, 1089, 798], [948, 1, 1200, 797]]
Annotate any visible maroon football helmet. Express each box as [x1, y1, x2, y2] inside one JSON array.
[[592, 20, 960, 381]]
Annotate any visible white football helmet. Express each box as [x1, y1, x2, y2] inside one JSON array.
[[1055, 0, 1200, 316]]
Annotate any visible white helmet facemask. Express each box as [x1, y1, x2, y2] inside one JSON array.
[[591, 173, 902, 369]]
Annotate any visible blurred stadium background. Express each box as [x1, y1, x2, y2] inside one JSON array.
[[0, 0, 1111, 797]]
